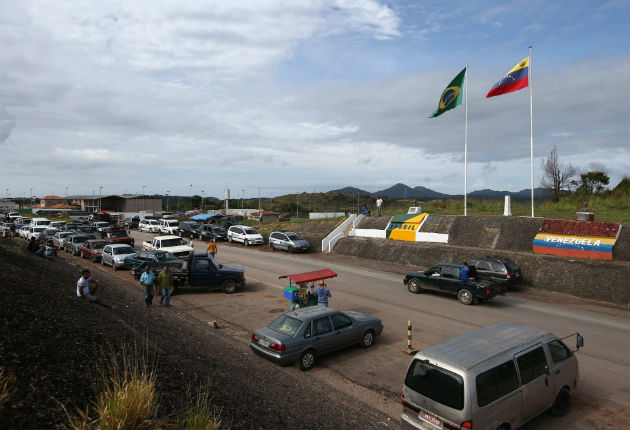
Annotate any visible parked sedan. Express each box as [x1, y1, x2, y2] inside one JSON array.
[[250, 307, 383, 371], [269, 231, 310, 253], [27, 226, 48, 240], [65, 234, 96, 255], [79, 239, 109, 262], [52, 231, 73, 249], [123, 249, 183, 273], [93, 221, 112, 232], [101, 244, 136, 270], [19, 225, 31, 239]]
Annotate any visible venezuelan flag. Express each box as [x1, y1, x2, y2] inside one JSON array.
[[486, 56, 529, 98]]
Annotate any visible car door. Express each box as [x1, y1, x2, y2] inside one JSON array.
[[441, 266, 462, 294], [189, 258, 220, 287], [546, 339, 578, 397], [515, 344, 555, 422], [422, 266, 442, 290], [102, 246, 112, 265], [310, 316, 336, 353], [330, 313, 356, 349]]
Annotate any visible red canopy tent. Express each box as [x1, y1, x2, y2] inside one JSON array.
[[281, 269, 338, 285]]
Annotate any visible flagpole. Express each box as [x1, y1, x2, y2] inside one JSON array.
[[529, 46, 534, 217], [464, 64, 468, 216]]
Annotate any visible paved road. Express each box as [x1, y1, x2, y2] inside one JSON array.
[[133, 232, 629, 429]]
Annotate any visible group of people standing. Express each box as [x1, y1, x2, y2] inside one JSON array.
[[140, 265, 174, 307]]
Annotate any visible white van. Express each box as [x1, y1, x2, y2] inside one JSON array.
[[401, 322, 583, 430], [227, 225, 264, 246], [159, 219, 180, 235], [29, 217, 51, 228]]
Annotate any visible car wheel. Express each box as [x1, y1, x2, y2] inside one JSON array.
[[101, 258, 106, 266], [288, 246, 294, 254], [222, 279, 237, 294], [549, 388, 571, 417], [360, 330, 375, 348], [270, 243, 275, 251], [80, 251, 85, 259], [457, 289, 475, 305], [113, 261, 119, 270], [228, 236, 233, 243], [300, 350, 316, 371], [244, 240, 249, 247], [407, 279, 422, 294]]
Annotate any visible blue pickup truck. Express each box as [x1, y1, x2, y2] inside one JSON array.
[[132, 253, 245, 294]]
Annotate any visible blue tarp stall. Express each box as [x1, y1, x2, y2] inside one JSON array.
[[189, 214, 225, 220]]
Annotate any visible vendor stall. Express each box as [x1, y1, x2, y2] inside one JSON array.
[[280, 269, 338, 310]]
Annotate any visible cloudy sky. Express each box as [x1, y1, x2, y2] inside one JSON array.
[[0, 0, 628, 199]]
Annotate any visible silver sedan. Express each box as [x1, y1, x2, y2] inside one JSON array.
[[101, 244, 136, 270], [250, 306, 383, 370]]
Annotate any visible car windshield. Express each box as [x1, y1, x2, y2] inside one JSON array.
[[244, 229, 258, 235], [211, 226, 225, 232], [37, 220, 51, 226], [73, 236, 89, 243], [108, 231, 128, 237], [113, 246, 135, 255], [95, 222, 109, 226], [405, 360, 464, 410], [60, 232, 72, 237], [286, 233, 303, 240], [148, 220, 159, 225], [268, 315, 303, 336], [35, 227, 47, 232], [166, 220, 179, 225], [161, 238, 186, 247], [155, 252, 176, 261], [92, 242, 106, 249]]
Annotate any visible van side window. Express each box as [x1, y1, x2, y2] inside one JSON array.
[[476, 360, 519, 407], [516, 347, 548, 384], [548, 339, 572, 364]]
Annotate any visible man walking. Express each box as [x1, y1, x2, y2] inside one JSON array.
[[76, 269, 116, 309], [315, 280, 332, 307], [376, 197, 383, 217], [140, 265, 157, 307], [206, 238, 217, 258], [158, 266, 173, 307]]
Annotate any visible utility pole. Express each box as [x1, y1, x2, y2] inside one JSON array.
[[166, 191, 170, 212], [241, 189, 245, 210], [99, 186, 103, 212], [258, 187, 261, 210], [201, 190, 205, 212], [296, 193, 299, 219], [142, 185, 146, 211], [30, 187, 33, 206], [189, 184, 192, 211], [65, 187, 69, 204]]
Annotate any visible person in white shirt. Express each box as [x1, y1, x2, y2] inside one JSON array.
[[76, 269, 116, 309], [376, 197, 383, 217]]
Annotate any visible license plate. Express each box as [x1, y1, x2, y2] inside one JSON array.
[[420, 411, 441, 427], [259, 339, 270, 347]]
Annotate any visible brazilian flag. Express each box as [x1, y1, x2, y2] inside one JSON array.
[[429, 67, 466, 118]]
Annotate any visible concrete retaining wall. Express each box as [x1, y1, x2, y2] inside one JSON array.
[[334, 237, 630, 304]]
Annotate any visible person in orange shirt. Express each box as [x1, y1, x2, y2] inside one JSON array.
[[206, 238, 217, 258]]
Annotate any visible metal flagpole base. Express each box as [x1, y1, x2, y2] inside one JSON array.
[[402, 348, 419, 355]]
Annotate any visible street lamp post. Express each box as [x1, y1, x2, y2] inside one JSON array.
[[65, 187, 69, 204], [166, 190, 170, 212], [201, 190, 205, 212], [30, 187, 33, 206], [99, 186, 103, 212], [189, 185, 192, 211], [241, 189, 244, 210], [142, 185, 146, 212], [296, 193, 299, 220]]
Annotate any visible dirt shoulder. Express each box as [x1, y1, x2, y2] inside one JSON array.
[[0, 238, 397, 430]]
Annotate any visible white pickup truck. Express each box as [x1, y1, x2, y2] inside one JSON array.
[[142, 235, 194, 260]]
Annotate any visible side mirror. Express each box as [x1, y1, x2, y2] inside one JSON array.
[[218, 264, 223, 269], [576, 334, 584, 350]]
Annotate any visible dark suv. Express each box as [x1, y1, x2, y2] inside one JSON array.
[[179, 221, 201, 238], [198, 224, 228, 241], [467, 256, 522, 287]]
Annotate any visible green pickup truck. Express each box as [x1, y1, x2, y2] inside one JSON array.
[[403, 263, 507, 305]]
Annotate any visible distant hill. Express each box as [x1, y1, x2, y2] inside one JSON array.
[[373, 183, 451, 199], [328, 186, 372, 196], [468, 188, 553, 198], [328, 184, 556, 199]]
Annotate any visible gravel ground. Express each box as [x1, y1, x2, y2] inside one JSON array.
[[0, 238, 397, 430]]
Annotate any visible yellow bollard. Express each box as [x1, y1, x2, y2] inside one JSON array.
[[402, 320, 419, 355]]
